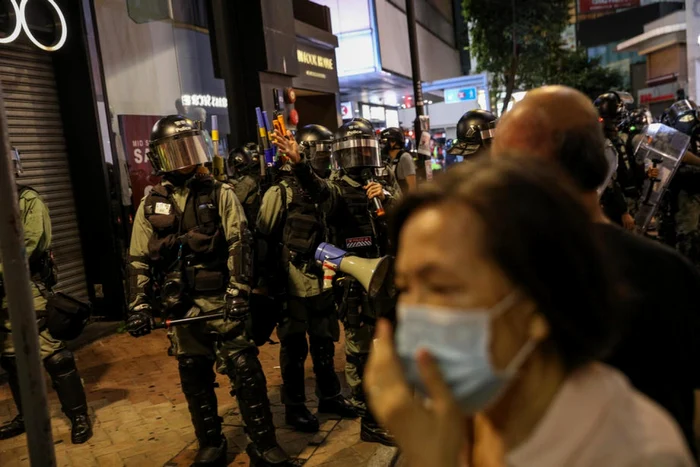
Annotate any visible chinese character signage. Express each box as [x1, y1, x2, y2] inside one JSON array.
[[579, 0, 639, 13]]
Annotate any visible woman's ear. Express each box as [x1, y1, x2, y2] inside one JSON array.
[[528, 311, 550, 343]]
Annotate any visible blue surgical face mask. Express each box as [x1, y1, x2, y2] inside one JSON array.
[[395, 292, 536, 414]]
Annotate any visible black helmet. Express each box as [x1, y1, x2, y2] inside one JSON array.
[[667, 100, 699, 135], [448, 110, 496, 156], [297, 124, 333, 178], [229, 142, 260, 176], [594, 92, 622, 121], [331, 118, 381, 171], [148, 115, 212, 173], [379, 127, 404, 150]]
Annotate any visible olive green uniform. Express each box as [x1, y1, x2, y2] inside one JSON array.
[[0, 188, 63, 357], [291, 164, 398, 401], [128, 181, 254, 369], [0, 188, 90, 443], [257, 180, 342, 405]]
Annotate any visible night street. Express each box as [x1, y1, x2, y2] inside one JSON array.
[[0, 329, 392, 466]]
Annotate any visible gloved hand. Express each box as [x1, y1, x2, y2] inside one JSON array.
[[125, 304, 154, 337], [224, 287, 249, 321]]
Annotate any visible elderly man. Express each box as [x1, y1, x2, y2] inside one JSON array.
[[491, 86, 699, 457], [365, 86, 700, 466]]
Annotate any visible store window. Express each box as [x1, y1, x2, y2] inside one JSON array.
[[96, 0, 227, 209]]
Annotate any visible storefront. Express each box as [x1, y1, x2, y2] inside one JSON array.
[[0, 0, 126, 318], [293, 32, 341, 130]]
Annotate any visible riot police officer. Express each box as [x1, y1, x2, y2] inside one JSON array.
[[228, 143, 263, 224], [272, 118, 398, 446], [446, 109, 496, 165], [125, 116, 292, 466], [380, 127, 415, 194], [664, 100, 700, 259], [0, 150, 92, 444], [256, 124, 356, 434], [595, 92, 641, 230]]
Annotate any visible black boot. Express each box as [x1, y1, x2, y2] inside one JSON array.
[[284, 405, 319, 433], [318, 395, 358, 418], [229, 350, 294, 466], [309, 336, 358, 419], [280, 334, 319, 432], [360, 414, 396, 447], [178, 356, 227, 467], [44, 350, 92, 444], [0, 356, 25, 440]]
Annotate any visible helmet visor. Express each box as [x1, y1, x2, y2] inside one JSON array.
[[307, 141, 333, 176], [149, 133, 212, 173], [331, 137, 382, 170]]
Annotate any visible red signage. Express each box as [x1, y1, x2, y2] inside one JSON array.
[[118, 115, 162, 209], [579, 0, 639, 13]]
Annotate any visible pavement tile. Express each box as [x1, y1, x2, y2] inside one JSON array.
[[0, 328, 389, 466]]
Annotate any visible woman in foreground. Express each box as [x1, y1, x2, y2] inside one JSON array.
[[365, 157, 693, 467]]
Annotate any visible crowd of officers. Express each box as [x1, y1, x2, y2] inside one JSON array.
[[1, 88, 698, 467]]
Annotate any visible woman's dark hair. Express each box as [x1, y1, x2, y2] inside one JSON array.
[[390, 157, 618, 370]]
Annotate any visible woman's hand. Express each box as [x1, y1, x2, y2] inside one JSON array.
[[364, 319, 466, 467], [270, 130, 301, 164], [364, 182, 386, 201]]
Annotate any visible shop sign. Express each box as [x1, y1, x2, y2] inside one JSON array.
[[579, 0, 639, 14], [118, 115, 162, 208], [341, 102, 353, 119], [293, 43, 339, 93], [445, 87, 477, 104], [297, 49, 334, 71], [181, 94, 228, 109], [0, 0, 67, 52], [638, 82, 681, 105]]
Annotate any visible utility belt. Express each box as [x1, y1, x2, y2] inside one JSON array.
[[159, 260, 228, 318], [281, 246, 317, 271]]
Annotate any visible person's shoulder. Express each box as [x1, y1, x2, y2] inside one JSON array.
[[18, 186, 41, 201], [584, 365, 694, 466], [594, 223, 694, 271], [399, 151, 414, 162], [622, 391, 695, 466]]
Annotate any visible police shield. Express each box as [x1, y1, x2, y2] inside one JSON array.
[[633, 123, 691, 232]]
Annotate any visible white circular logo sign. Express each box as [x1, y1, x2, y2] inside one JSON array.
[[0, 0, 68, 52]]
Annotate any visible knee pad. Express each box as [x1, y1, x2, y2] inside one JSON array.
[[230, 350, 267, 393], [178, 356, 216, 395], [43, 349, 76, 376]]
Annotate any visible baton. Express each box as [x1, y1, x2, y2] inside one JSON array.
[[153, 312, 225, 329]]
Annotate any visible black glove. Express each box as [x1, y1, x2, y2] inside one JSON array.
[[224, 287, 249, 321], [125, 304, 154, 337]]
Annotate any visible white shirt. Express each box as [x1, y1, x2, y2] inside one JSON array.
[[506, 363, 694, 467]]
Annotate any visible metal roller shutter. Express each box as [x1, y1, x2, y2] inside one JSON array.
[[0, 42, 88, 300]]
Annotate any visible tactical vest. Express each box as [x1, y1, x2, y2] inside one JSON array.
[[232, 175, 261, 227], [143, 177, 228, 293], [328, 178, 379, 258], [279, 177, 324, 262]]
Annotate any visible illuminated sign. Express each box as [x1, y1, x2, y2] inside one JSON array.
[[445, 87, 477, 103], [0, 0, 68, 52], [181, 94, 228, 108], [297, 49, 334, 71]]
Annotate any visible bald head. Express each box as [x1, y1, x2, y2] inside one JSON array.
[[493, 86, 608, 192]]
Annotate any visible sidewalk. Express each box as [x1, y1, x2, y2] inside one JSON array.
[[0, 329, 394, 466]]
